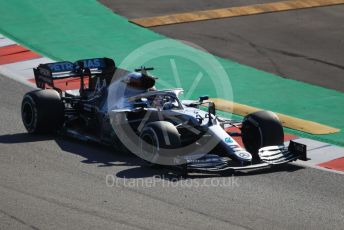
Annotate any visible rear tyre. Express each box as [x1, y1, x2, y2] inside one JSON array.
[[241, 111, 284, 159], [21, 89, 64, 134], [139, 121, 181, 165]]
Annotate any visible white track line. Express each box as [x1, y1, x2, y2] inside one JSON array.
[[0, 34, 51, 87], [0, 66, 36, 87], [0, 36, 16, 47], [289, 138, 344, 164], [0, 57, 53, 80], [285, 138, 344, 174]]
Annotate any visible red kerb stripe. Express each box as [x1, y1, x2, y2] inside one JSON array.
[[0, 44, 41, 65], [0, 44, 28, 56], [318, 157, 344, 172], [0, 50, 41, 65]]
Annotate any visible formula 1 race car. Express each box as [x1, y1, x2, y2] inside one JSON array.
[[21, 57, 307, 175]]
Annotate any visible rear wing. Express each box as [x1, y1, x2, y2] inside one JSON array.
[[33, 57, 116, 90]]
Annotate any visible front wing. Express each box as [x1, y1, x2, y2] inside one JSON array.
[[186, 141, 307, 173]]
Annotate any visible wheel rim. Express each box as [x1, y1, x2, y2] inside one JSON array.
[[22, 102, 34, 126], [140, 132, 159, 162], [242, 121, 262, 156]]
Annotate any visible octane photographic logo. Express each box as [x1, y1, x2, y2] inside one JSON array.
[[107, 39, 233, 166]]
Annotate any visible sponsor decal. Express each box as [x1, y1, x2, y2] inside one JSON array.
[[83, 58, 104, 69], [225, 137, 233, 143], [238, 152, 251, 159], [48, 62, 74, 72], [46, 59, 104, 72]]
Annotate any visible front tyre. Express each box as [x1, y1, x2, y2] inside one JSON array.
[[241, 111, 284, 159], [139, 121, 181, 165], [21, 89, 64, 134]]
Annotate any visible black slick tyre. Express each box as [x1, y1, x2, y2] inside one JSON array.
[[21, 89, 64, 134]]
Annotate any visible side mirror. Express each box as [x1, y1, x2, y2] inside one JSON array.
[[208, 102, 216, 115], [199, 95, 209, 103], [133, 101, 147, 109]]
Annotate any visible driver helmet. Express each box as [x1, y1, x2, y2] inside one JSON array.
[[123, 72, 155, 90]]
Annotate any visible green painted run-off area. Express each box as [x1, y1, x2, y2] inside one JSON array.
[[0, 0, 343, 145]]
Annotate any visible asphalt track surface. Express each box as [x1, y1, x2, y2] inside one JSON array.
[[1, 75, 344, 229], [100, 0, 344, 92]]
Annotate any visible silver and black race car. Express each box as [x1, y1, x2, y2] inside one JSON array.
[[21, 57, 307, 175]]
